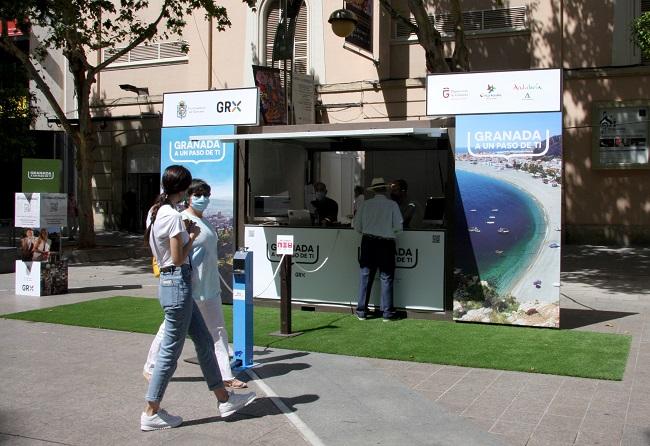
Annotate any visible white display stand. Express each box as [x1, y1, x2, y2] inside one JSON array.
[[15, 192, 69, 297], [15, 193, 67, 228], [245, 226, 446, 311]]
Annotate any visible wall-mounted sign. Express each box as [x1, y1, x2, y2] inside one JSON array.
[[345, 0, 373, 53], [426, 69, 561, 116], [292, 73, 315, 125], [593, 104, 649, 169], [162, 88, 259, 128], [22, 158, 62, 193]]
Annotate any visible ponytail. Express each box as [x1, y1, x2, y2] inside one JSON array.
[[143, 193, 171, 245], [145, 165, 192, 245]]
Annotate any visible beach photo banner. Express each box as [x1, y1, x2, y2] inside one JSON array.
[[161, 125, 236, 300], [453, 112, 562, 327]]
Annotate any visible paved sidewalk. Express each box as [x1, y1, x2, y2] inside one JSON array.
[[0, 245, 649, 445]]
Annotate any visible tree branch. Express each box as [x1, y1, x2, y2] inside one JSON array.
[[91, 3, 168, 74], [378, 0, 418, 34]]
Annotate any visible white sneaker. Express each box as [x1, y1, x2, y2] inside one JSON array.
[[140, 408, 183, 431], [218, 390, 257, 418]]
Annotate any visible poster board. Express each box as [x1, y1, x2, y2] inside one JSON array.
[[15, 193, 67, 228]]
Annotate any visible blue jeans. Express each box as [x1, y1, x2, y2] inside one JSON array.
[[356, 266, 395, 319], [145, 264, 224, 403]]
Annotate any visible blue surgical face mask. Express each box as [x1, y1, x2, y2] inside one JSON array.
[[191, 195, 210, 212]]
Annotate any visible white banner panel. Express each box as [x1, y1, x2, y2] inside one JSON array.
[[15, 193, 67, 228], [163, 88, 259, 127], [245, 226, 445, 311], [427, 69, 561, 116], [15, 260, 41, 296]]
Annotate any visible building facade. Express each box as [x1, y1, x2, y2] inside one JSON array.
[[23, 0, 650, 243]]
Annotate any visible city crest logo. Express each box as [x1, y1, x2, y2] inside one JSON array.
[[177, 100, 187, 119]]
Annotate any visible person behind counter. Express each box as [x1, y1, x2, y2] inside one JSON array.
[[390, 179, 423, 229], [311, 182, 338, 225], [354, 177, 403, 321]]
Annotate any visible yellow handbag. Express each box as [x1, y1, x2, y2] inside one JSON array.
[[152, 257, 160, 278]]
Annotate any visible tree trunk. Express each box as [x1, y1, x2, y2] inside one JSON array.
[[407, 0, 449, 73], [450, 0, 469, 71], [76, 135, 96, 248], [73, 64, 97, 248]]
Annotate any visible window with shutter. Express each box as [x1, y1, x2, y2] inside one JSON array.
[[103, 41, 188, 67], [264, 0, 308, 75], [394, 6, 528, 40]]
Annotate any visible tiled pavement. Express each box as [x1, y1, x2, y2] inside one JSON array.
[[0, 244, 649, 445], [372, 245, 650, 445]]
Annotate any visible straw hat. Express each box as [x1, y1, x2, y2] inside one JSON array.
[[367, 177, 387, 190]]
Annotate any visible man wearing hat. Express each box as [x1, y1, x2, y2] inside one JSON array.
[[353, 177, 403, 321]]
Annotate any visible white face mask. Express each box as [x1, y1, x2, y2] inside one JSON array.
[[191, 195, 210, 212]]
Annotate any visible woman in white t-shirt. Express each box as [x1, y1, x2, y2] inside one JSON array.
[[32, 228, 51, 261], [140, 165, 256, 432], [144, 178, 247, 389]]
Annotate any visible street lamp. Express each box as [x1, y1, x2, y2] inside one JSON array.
[[328, 8, 358, 38]]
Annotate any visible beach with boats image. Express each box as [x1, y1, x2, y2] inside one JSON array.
[[453, 112, 562, 327]]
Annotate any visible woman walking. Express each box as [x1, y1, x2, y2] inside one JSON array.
[[144, 178, 247, 389], [141, 165, 255, 431]]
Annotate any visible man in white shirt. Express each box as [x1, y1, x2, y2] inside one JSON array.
[[353, 178, 403, 321]]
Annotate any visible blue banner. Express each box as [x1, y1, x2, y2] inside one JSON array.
[[161, 125, 236, 299]]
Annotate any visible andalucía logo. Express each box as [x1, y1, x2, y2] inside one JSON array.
[[177, 100, 187, 119]]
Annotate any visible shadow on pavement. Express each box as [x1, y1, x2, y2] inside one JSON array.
[[560, 307, 638, 329], [254, 351, 310, 364], [562, 245, 650, 295], [67, 284, 143, 293], [252, 362, 311, 379], [181, 394, 320, 426]]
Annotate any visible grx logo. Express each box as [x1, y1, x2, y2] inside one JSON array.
[[216, 100, 241, 113]]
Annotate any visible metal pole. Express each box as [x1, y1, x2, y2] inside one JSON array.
[[280, 254, 292, 334]]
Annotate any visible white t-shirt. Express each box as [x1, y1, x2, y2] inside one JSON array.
[[148, 204, 190, 268]]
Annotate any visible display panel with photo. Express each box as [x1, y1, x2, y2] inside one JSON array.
[[595, 105, 649, 168]]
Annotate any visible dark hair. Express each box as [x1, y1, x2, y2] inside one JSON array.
[[187, 178, 211, 197], [144, 165, 192, 245], [392, 179, 408, 192]]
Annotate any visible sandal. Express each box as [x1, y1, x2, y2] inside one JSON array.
[[224, 379, 248, 389]]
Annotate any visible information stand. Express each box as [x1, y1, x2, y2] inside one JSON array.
[[14, 192, 69, 296]]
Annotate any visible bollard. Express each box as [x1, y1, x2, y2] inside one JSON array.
[[232, 248, 254, 370]]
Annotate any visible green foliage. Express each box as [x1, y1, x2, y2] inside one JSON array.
[[631, 12, 650, 59], [2, 296, 632, 380], [1, 0, 232, 61]]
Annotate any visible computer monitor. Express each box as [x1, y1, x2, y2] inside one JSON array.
[[423, 196, 445, 224], [288, 209, 312, 226], [254, 195, 290, 217]]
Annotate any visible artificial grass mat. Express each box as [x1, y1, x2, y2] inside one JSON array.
[[2, 296, 631, 380]]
